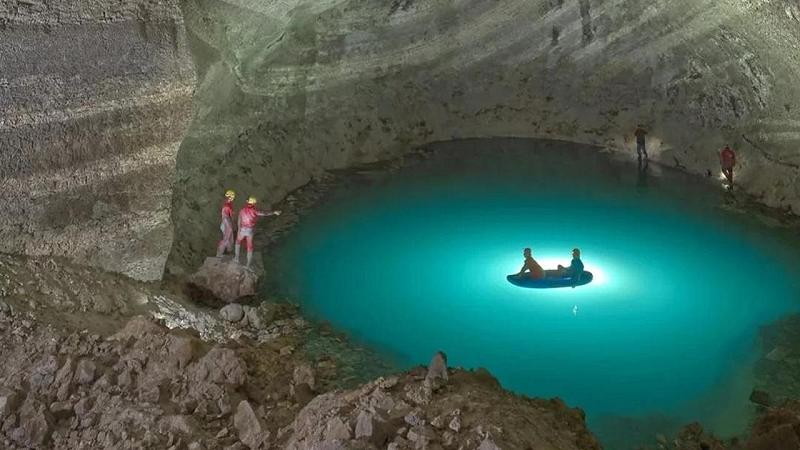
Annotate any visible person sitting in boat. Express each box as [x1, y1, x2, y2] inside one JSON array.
[[553, 248, 584, 279], [517, 248, 546, 280]]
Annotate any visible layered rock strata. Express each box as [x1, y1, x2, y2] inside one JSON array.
[[0, 0, 196, 280], [169, 0, 800, 273]]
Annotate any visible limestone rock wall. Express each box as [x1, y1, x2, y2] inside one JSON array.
[[0, 0, 196, 280], [169, 0, 800, 274]]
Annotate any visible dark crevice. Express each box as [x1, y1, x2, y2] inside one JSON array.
[[578, 0, 593, 44]]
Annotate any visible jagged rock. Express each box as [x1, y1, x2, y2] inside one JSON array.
[[53, 357, 75, 401], [73, 397, 93, 418], [188, 256, 262, 303], [380, 376, 400, 390], [29, 354, 59, 391], [11, 396, 53, 448], [293, 364, 316, 391], [478, 437, 501, 450], [324, 416, 352, 441], [430, 415, 444, 429], [404, 409, 425, 427], [425, 351, 449, 388], [49, 400, 74, 421], [0, 389, 21, 419], [442, 430, 456, 446], [746, 401, 800, 450], [293, 383, 315, 406], [404, 382, 432, 406], [355, 410, 374, 439], [449, 415, 461, 433], [243, 306, 261, 329], [765, 346, 790, 362], [234, 400, 266, 449], [110, 316, 166, 341], [167, 335, 195, 369], [221, 304, 245, 323], [161, 415, 198, 436], [750, 389, 772, 407], [189, 347, 247, 386], [74, 359, 97, 385]]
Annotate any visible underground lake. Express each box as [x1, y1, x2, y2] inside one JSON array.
[[270, 139, 800, 448]]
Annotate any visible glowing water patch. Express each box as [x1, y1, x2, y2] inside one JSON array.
[[274, 145, 800, 449]]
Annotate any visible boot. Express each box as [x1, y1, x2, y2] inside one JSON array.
[[234, 244, 241, 264], [246, 250, 253, 268]]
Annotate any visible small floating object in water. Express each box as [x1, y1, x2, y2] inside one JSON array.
[[506, 271, 594, 289], [573, 305, 578, 315]]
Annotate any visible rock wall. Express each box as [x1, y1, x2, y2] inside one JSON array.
[[0, 0, 196, 280], [168, 0, 800, 274]]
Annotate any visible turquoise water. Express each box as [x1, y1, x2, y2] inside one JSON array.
[[273, 140, 800, 447]]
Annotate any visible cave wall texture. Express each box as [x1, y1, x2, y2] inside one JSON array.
[[1, 0, 798, 278], [168, 0, 800, 275], [0, 0, 196, 280]]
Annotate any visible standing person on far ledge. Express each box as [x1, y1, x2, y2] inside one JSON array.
[[234, 196, 281, 268], [634, 124, 648, 161], [720, 145, 736, 189]]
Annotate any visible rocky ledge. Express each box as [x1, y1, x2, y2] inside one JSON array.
[[0, 253, 602, 449]]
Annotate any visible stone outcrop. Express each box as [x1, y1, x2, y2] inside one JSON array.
[[281, 365, 602, 450], [188, 255, 263, 304], [168, 0, 800, 273], [0, 0, 196, 280]]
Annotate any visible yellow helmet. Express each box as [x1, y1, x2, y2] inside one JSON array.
[[246, 196, 257, 205], [225, 190, 236, 200]]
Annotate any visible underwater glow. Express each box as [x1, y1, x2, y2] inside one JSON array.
[[273, 142, 800, 448]]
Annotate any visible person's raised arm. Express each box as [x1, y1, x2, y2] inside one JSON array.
[[256, 208, 281, 217]]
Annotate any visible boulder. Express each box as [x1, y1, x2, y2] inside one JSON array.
[[74, 359, 97, 385], [220, 304, 245, 323], [11, 396, 53, 448], [293, 383, 315, 406], [750, 389, 772, 407], [188, 256, 263, 304], [324, 416, 352, 441], [355, 410, 374, 439], [293, 364, 316, 391], [189, 347, 247, 386], [0, 389, 21, 419], [448, 415, 461, 433], [243, 306, 262, 329], [478, 437, 501, 450], [234, 400, 267, 449], [48, 401, 74, 421]]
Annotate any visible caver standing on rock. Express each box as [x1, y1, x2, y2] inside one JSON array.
[[720, 145, 736, 188], [235, 196, 281, 268], [216, 189, 237, 257], [633, 124, 648, 160]]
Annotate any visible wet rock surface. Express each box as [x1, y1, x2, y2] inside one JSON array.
[[753, 314, 800, 403]]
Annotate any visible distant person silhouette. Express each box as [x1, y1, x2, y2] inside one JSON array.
[[720, 145, 736, 188], [517, 248, 545, 280], [634, 125, 648, 160]]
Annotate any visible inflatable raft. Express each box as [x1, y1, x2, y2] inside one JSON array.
[[506, 271, 593, 289]]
